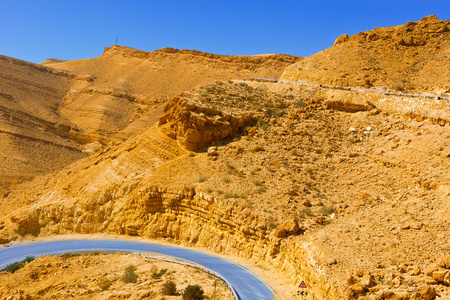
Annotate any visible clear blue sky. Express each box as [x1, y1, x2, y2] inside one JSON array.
[[1, 0, 449, 63]]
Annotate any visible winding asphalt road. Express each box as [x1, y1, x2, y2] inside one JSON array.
[[0, 239, 277, 300]]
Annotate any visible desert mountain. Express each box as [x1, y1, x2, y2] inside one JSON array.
[[1, 18, 450, 300], [0, 47, 300, 193], [282, 15, 450, 93], [42, 45, 300, 140], [1, 79, 449, 299]]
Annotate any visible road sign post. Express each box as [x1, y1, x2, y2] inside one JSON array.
[[297, 281, 308, 300]]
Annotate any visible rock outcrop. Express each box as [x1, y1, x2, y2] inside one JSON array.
[[159, 82, 265, 150], [282, 15, 450, 93]]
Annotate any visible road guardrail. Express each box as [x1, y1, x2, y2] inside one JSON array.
[[249, 77, 448, 101]]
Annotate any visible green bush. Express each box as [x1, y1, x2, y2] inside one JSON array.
[[4, 256, 35, 273], [198, 176, 207, 183], [162, 280, 177, 295], [394, 84, 404, 91], [295, 100, 305, 107], [183, 285, 204, 300], [122, 265, 138, 283], [320, 207, 336, 216], [303, 208, 314, 216], [252, 180, 263, 186], [266, 166, 275, 173], [150, 265, 168, 279], [224, 192, 239, 199], [255, 186, 267, 193], [97, 276, 111, 290]]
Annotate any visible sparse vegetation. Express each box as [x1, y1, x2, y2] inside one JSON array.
[[320, 207, 336, 216], [183, 285, 205, 300], [122, 265, 138, 283], [266, 166, 276, 173], [271, 110, 281, 117], [250, 167, 261, 175], [394, 84, 404, 91], [198, 176, 207, 183], [224, 192, 239, 199], [97, 276, 111, 290], [162, 280, 177, 295], [3, 256, 35, 273], [303, 208, 314, 216], [60, 253, 82, 259], [255, 186, 267, 193], [150, 265, 168, 279], [295, 100, 305, 107]]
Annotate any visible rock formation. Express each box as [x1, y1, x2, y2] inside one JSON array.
[[282, 15, 450, 93]]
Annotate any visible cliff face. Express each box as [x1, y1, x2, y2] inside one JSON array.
[[282, 15, 450, 93]]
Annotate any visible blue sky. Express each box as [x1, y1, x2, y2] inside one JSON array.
[[1, 0, 449, 63]]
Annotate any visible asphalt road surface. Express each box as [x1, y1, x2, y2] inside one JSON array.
[[0, 239, 277, 300]]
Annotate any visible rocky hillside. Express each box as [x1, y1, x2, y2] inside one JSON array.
[[0, 55, 88, 195], [0, 47, 300, 193], [281, 15, 450, 93], [1, 80, 449, 299], [42, 45, 301, 139]]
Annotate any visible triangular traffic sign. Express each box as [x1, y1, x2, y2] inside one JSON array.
[[299, 281, 307, 288]]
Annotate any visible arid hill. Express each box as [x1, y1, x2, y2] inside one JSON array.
[[1, 79, 449, 299], [42, 45, 300, 140], [0, 55, 88, 195], [0, 47, 300, 193], [282, 15, 450, 93]]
